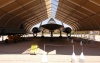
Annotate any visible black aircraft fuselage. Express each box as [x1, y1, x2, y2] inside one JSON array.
[[40, 18, 64, 37]]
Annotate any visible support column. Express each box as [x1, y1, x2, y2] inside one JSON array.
[[93, 31, 95, 41], [77, 31, 79, 37], [2, 35, 3, 41], [41, 31, 44, 37], [83, 31, 86, 38], [75, 31, 77, 37], [81, 31, 82, 38], [50, 30, 53, 42], [76, 31, 78, 37], [59, 30, 62, 37]]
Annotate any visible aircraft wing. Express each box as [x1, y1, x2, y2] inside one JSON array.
[[40, 24, 64, 30]]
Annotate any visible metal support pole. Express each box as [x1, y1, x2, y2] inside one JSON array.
[[2, 35, 3, 41], [59, 30, 62, 37], [81, 31, 82, 38]]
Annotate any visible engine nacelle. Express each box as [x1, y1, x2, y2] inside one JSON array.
[[32, 27, 40, 33], [63, 27, 72, 33]]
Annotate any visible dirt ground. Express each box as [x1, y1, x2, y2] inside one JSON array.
[[0, 34, 100, 63]]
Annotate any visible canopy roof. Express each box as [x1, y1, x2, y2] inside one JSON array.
[[56, 0, 100, 31], [0, 0, 51, 32], [0, 0, 100, 32]]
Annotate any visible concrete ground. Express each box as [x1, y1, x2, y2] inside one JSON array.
[[0, 34, 100, 63]]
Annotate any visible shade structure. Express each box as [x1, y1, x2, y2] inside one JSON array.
[[56, 0, 100, 31], [0, 0, 100, 33]]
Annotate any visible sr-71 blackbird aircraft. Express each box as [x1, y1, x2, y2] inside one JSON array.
[[32, 18, 72, 37]]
